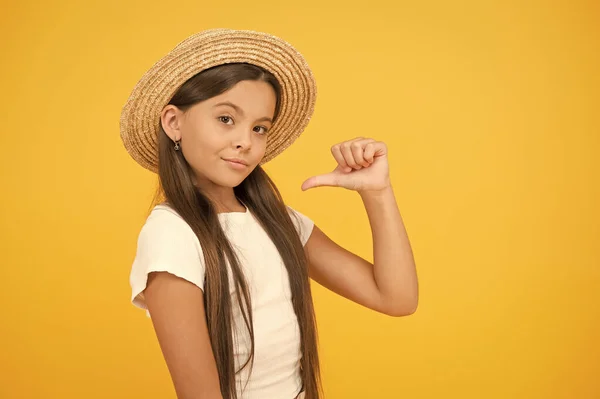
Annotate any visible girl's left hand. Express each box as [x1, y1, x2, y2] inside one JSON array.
[[301, 138, 390, 193]]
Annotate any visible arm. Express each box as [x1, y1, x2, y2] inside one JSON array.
[[360, 185, 418, 314], [305, 186, 417, 316], [144, 272, 223, 399], [301, 138, 418, 316]]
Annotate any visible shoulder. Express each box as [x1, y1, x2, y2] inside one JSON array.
[[140, 204, 192, 236], [130, 204, 206, 311], [134, 204, 203, 250], [286, 205, 314, 246], [135, 204, 203, 264]]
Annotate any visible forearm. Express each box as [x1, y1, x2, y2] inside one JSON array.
[[360, 185, 418, 315]]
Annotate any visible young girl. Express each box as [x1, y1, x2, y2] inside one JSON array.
[[120, 29, 418, 399]]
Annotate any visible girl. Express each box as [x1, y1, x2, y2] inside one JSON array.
[[120, 29, 418, 399]]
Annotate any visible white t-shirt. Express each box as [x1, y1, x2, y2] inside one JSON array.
[[129, 204, 314, 399]]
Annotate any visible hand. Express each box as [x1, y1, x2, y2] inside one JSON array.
[[301, 137, 390, 193]]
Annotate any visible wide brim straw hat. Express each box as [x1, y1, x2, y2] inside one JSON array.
[[120, 28, 317, 173]]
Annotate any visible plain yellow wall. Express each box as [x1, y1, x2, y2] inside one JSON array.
[[1, 0, 598, 398]]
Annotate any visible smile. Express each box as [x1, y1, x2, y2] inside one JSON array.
[[222, 158, 249, 170]]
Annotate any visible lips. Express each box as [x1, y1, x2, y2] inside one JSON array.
[[222, 158, 248, 166], [222, 157, 249, 171]]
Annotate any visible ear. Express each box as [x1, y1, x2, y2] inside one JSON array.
[[160, 105, 183, 142]]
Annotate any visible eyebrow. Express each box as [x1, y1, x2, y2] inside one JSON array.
[[214, 101, 273, 123]]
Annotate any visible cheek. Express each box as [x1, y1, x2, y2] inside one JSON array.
[[183, 120, 221, 152], [256, 135, 268, 152], [251, 139, 267, 162]]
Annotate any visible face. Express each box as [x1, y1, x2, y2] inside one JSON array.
[[161, 80, 277, 191]]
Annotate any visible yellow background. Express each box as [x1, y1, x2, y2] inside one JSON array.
[[1, 0, 598, 398]]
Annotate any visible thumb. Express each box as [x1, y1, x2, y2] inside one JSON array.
[[301, 172, 340, 191]]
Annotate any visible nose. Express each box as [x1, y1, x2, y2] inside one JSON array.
[[231, 127, 253, 150]]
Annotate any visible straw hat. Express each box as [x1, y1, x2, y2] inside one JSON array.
[[120, 28, 317, 173]]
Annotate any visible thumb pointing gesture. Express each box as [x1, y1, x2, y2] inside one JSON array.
[[301, 166, 346, 191], [301, 138, 390, 192]]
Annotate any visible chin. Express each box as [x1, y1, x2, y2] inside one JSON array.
[[210, 172, 250, 188]]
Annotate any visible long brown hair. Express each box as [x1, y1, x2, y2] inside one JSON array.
[[153, 63, 321, 398]]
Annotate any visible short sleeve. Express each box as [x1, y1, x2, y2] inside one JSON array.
[[287, 206, 315, 246], [129, 206, 205, 314]]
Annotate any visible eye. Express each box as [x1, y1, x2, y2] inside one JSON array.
[[253, 126, 269, 135], [218, 116, 233, 124]]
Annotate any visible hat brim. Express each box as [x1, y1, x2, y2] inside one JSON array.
[[120, 29, 316, 173]]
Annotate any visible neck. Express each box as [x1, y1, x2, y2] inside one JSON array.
[[212, 196, 246, 213], [197, 183, 245, 213]]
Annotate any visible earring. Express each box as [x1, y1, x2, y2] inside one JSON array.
[[174, 140, 181, 151]]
